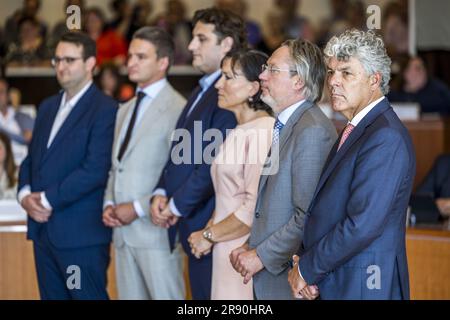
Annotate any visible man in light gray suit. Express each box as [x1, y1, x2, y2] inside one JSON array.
[[230, 39, 337, 299], [102, 27, 186, 299]]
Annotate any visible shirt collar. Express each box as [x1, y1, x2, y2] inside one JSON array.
[[277, 99, 306, 125], [199, 70, 221, 91], [136, 78, 167, 100], [0, 106, 15, 120], [349, 96, 385, 127], [62, 80, 93, 109]]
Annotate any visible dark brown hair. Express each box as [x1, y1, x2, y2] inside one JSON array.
[[222, 49, 273, 115], [192, 7, 247, 54]]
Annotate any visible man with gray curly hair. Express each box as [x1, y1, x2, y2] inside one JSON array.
[[288, 29, 416, 300]]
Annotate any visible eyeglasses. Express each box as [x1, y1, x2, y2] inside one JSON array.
[[51, 56, 83, 67], [261, 64, 297, 75]]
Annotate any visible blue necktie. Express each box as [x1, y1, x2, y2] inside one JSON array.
[[272, 118, 284, 145]]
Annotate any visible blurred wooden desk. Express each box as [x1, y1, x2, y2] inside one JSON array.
[[0, 208, 118, 300], [406, 222, 450, 300]]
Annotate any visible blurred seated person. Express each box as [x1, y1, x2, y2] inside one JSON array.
[[0, 79, 34, 165], [416, 154, 450, 219], [5, 16, 51, 67], [108, 0, 134, 42], [84, 7, 128, 66], [263, 0, 315, 52], [126, 0, 154, 43], [96, 63, 134, 102], [0, 132, 18, 200], [49, 0, 86, 51], [215, 0, 263, 49], [154, 0, 192, 65], [4, 0, 48, 49], [388, 56, 450, 116]]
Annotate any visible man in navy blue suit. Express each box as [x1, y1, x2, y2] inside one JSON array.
[[150, 8, 245, 299], [18, 32, 117, 300], [288, 30, 416, 300]]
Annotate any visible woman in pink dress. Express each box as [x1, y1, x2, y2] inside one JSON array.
[[188, 50, 274, 299]]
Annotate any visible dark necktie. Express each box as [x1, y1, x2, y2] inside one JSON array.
[[117, 91, 146, 161]]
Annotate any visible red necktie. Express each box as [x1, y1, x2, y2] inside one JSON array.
[[337, 123, 355, 151]]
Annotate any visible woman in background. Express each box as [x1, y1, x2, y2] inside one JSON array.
[[0, 132, 17, 200], [188, 50, 274, 300]]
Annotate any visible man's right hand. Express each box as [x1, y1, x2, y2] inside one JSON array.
[[229, 242, 250, 272], [150, 195, 169, 227], [21, 193, 51, 223], [102, 205, 123, 228]]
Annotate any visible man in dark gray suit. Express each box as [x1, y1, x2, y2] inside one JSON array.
[[230, 38, 337, 299]]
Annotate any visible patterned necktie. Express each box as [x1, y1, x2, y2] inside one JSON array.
[[337, 123, 355, 151], [272, 118, 285, 145], [117, 91, 146, 161]]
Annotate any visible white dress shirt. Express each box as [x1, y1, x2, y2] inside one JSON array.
[[18, 81, 93, 210], [277, 99, 306, 125]]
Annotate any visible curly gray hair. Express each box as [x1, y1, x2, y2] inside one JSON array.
[[324, 29, 392, 94]]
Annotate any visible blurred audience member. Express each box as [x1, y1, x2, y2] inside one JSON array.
[[317, 0, 352, 47], [383, 1, 409, 64], [416, 154, 450, 219], [96, 63, 133, 102], [108, 0, 134, 42], [5, 17, 51, 67], [154, 0, 192, 65], [0, 27, 5, 61], [215, 0, 263, 49], [0, 132, 17, 200], [127, 0, 154, 41], [49, 0, 86, 51], [84, 7, 128, 67], [347, 1, 367, 30], [0, 79, 34, 165], [388, 56, 450, 116], [4, 0, 48, 49], [264, 0, 315, 52]]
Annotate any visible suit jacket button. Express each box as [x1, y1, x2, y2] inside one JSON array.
[[255, 212, 260, 218]]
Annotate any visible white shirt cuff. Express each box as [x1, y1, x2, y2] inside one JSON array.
[[17, 185, 31, 204], [133, 200, 146, 218], [152, 188, 167, 197], [103, 200, 115, 210], [40, 192, 52, 210], [169, 198, 182, 217], [297, 264, 305, 281]]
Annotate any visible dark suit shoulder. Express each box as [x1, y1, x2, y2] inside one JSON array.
[[90, 86, 119, 112]]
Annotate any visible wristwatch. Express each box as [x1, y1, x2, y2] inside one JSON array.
[[202, 228, 215, 244]]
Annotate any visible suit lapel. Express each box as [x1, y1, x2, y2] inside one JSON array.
[[111, 97, 135, 165], [257, 100, 315, 196], [175, 85, 202, 129], [120, 85, 171, 160], [42, 84, 96, 164], [181, 78, 219, 130], [309, 98, 391, 206], [38, 92, 63, 163]]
